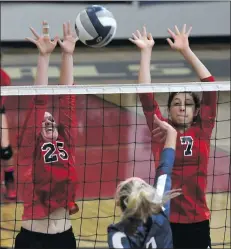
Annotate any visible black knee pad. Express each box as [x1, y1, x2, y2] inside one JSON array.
[[1, 145, 13, 160], [0, 105, 6, 114]]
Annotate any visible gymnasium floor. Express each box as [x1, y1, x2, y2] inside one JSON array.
[[0, 45, 230, 248]]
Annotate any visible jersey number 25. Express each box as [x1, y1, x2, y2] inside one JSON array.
[[41, 141, 68, 163]]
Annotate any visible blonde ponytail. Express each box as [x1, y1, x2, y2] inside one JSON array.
[[116, 177, 181, 224]]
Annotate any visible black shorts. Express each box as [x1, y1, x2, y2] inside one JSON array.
[[170, 220, 211, 249], [15, 227, 76, 249]]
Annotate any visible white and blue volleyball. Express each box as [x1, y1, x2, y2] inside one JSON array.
[[75, 5, 117, 48]]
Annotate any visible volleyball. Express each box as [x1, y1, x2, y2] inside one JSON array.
[[75, 5, 117, 48]]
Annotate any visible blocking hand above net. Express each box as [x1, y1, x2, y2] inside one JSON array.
[[15, 21, 78, 249]]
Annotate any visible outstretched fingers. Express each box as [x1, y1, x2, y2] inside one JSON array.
[[147, 32, 153, 41], [181, 24, 186, 34], [29, 27, 40, 40], [67, 21, 72, 36], [142, 26, 147, 38], [174, 25, 180, 35], [63, 22, 68, 37], [186, 26, 192, 36], [25, 37, 37, 45], [167, 28, 176, 40], [166, 38, 174, 47], [136, 29, 142, 39]]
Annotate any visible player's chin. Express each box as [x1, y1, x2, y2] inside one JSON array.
[[174, 119, 191, 127], [44, 132, 58, 141]]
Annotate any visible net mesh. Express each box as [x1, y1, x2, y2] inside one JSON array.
[[0, 82, 230, 248]]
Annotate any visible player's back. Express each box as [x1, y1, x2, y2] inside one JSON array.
[[108, 212, 172, 248]]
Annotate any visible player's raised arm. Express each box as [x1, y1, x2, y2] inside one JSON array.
[[129, 26, 154, 85], [57, 21, 78, 148], [130, 27, 164, 132], [26, 21, 58, 86], [167, 24, 217, 133], [58, 21, 78, 86], [57, 21, 79, 215], [19, 21, 58, 159], [152, 115, 181, 217], [167, 24, 211, 80]]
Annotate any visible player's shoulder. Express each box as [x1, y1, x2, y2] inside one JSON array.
[[108, 220, 126, 234], [151, 211, 168, 226]]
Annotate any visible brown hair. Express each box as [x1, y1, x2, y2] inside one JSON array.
[[167, 92, 201, 123]]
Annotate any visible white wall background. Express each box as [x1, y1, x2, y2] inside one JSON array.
[[1, 1, 230, 41]]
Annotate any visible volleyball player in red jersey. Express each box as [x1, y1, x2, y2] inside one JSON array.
[[130, 25, 216, 248], [0, 63, 17, 199], [15, 21, 78, 248]]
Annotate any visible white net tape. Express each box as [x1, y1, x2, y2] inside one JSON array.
[[1, 81, 230, 96]]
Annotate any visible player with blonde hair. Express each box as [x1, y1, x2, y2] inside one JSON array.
[[108, 115, 181, 248]]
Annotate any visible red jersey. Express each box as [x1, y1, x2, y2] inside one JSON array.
[[0, 68, 11, 106], [139, 76, 216, 223], [18, 95, 78, 220]]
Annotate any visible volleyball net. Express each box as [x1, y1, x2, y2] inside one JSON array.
[[0, 81, 230, 248]]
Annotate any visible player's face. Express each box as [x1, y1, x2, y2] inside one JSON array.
[[168, 93, 197, 126], [41, 112, 58, 142]]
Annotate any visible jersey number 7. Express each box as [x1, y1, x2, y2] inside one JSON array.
[[41, 141, 69, 163], [180, 136, 194, 156]]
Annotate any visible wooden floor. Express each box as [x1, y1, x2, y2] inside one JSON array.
[[0, 193, 230, 248]]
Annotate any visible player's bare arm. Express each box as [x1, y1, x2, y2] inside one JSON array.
[[129, 26, 154, 84], [58, 21, 78, 86], [57, 21, 79, 215], [130, 26, 163, 131], [26, 20, 59, 86], [167, 24, 212, 79], [18, 21, 58, 156]]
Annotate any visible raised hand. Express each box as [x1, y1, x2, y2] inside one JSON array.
[[58, 21, 78, 54], [129, 26, 155, 50], [167, 24, 192, 52], [26, 21, 59, 55], [152, 115, 176, 143]]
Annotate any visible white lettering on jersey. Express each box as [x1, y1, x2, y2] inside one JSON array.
[[112, 232, 127, 248], [41, 141, 68, 164], [146, 237, 157, 248]]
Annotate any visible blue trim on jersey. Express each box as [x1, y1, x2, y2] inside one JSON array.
[[107, 148, 176, 248], [154, 147, 175, 217], [156, 148, 175, 174]]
